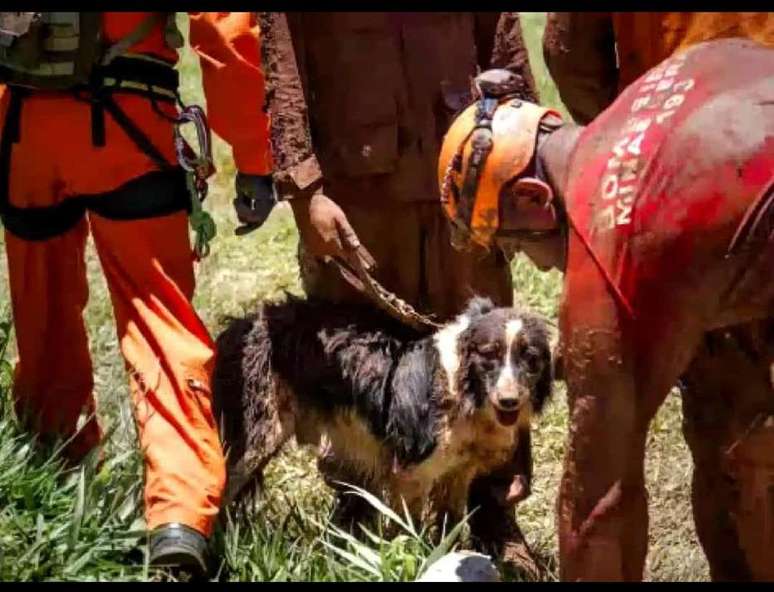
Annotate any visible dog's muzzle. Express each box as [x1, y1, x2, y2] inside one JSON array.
[[492, 371, 528, 426]]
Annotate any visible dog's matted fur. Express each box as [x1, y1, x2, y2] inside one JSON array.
[[213, 294, 552, 529]]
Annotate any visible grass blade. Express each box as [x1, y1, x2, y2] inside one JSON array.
[[68, 466, 87, 551], [319, 539, 381, 579], [334, 482, 412, 533]]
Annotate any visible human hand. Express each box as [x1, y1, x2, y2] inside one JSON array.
[[233, 173, 277, 236], [290, 192, 375, 271]]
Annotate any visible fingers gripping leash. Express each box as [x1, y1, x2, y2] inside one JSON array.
[[174, 105, 216, 260]]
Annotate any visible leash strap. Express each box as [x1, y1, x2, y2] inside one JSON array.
[[327, 254, 443, 333]]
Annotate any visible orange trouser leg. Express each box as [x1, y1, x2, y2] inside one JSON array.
[[88, 210, 225, 537], [5, 219, 102, 460]]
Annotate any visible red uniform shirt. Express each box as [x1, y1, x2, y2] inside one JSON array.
[[565, 38, 773, 323]]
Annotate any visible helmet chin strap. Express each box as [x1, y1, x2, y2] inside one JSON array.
[[457, 92, 497, 220], [456, 69, 525, 235], [497, 121, 563, 237]]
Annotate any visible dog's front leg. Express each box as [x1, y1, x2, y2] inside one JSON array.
[[503, 426, 532, 506], [467, 432, 543, 579], [317, 453, 378, 534], [384, 476, 427, 539], [427, 472, 472, 545]]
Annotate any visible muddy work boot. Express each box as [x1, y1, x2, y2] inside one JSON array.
[[149, 523, 210, 580]]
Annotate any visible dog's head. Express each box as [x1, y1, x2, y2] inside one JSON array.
[[435, 297, 553, 427]]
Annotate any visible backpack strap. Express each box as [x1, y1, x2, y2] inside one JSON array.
[[100, 12, 166, 66]]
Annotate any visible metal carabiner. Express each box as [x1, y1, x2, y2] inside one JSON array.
[[174, 103, 217, 260], [174, 104, 214, 182]]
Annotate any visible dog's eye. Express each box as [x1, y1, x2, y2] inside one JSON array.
[[523, 348, 543, 374]]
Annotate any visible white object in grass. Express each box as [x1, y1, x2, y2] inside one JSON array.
[[417, 551, 500, 582]]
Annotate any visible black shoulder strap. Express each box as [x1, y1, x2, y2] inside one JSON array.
[[100, 12, 167, 66]]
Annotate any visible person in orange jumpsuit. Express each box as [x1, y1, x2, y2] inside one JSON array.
[[542, 12, 773, 124], [0, 12, 273, 575], [438, 39, 773, 580]]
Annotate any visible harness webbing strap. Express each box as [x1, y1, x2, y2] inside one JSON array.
[[100, 13, 167, 66], [99, 92, 172, 171], [0, 88, 85, 240], [88, 169, 190, 221], [6, 87, 22, 142], [96, 54, 179, 92], [84, 54, 180, 152], [0, 87, 189, 242]]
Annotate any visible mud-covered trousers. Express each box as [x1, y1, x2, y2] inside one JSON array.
[[680, 321, 774, 581], [557, 235, 774, 581]]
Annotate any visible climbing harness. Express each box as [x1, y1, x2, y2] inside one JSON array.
[[0, 12, 218, 260]]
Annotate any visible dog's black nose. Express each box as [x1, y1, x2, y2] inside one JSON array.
[[497, 396, 520, 410]]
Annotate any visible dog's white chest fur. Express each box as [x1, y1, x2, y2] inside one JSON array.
[[402, 406, 526, 484]]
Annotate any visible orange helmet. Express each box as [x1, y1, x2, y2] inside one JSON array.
[[438, 69, 562, 250]]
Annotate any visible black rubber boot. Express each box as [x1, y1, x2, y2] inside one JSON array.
[[148, 523, 209, 580]]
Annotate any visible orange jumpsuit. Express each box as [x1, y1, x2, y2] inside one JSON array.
[[0, 12, 271, 537], [543, 12, 774, 123]]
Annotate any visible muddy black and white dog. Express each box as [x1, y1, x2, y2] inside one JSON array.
[[212, 295, 552, 530]]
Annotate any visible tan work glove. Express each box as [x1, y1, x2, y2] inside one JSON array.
[[290, 192, 376, 272]]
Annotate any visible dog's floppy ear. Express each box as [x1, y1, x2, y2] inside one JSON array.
[[527, 314, 555, 414], [463, 296, 495, 320], [533, 350, 554, 414]]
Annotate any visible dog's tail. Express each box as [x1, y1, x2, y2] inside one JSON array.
[[213, 316, 254, 445], [213, 311, 291, 507]]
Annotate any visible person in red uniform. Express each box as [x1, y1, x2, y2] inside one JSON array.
[[437, 38, 773, 580], [0, 12, 273, 574]]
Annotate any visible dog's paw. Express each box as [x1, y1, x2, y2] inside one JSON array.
[[505, 474, 531, 506], [491, 474, 531, 507]]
